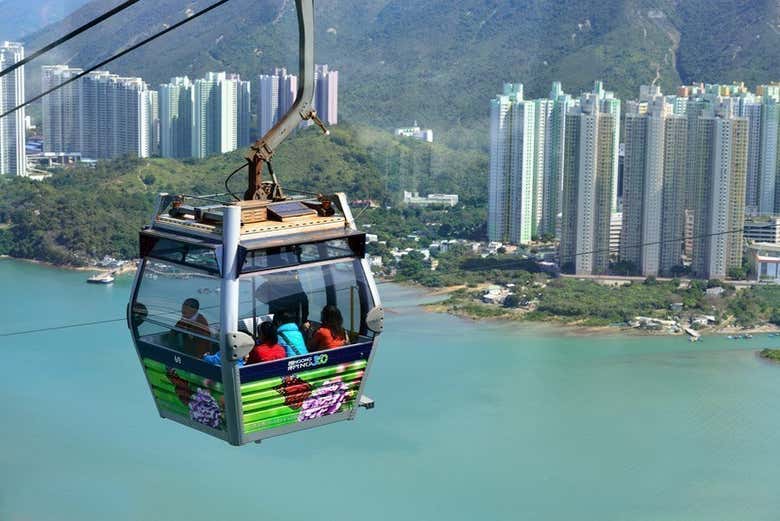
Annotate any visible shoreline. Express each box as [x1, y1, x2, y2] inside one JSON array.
[[417, 283, 780, 338], [0, 254, 138, 275]]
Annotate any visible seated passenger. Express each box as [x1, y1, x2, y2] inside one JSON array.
[[174, 297, 212, 357], [247, 322, 286, 364], [310, 305, 348, 351], [202, 349, 244, 367], [273, 310, 308, 358]]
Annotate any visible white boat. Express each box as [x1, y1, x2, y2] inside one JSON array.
[[87, 272, 115, 284]]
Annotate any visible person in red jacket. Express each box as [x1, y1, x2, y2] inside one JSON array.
[[247, 321, 286, 364], [310, 305, 348, 351]]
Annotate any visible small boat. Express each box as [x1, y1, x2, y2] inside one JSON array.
[[87, 272, 115, 284], [745, 334, 753, 339]]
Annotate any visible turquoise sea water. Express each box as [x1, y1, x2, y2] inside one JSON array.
[[2, 258, 780, 520]]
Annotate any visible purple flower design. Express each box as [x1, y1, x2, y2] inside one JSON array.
[[189, 388, 222, 429], [297, 378, 350, 422]]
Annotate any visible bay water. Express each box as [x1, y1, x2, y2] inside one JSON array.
[[2, 258, 780, 520]]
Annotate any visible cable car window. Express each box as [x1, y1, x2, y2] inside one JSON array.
[[241, 238, 361, 273], [132, 259, 220, 358], [242, 259, 373, 345], [146, 238, 219, 273]]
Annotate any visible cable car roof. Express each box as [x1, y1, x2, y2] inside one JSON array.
[[145, 191, 363, 251]]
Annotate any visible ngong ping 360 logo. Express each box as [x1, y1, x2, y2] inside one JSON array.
[[287, 353, 329, 372]]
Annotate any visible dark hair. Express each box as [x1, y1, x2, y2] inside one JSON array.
[[320, 305, 346, 340], [273, 309, 295, 326], [183, 298, 200, 311], [258, 321, 277, 345]]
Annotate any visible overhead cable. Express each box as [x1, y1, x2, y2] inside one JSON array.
[[0, 0, 233, 120], [0, 0, 144, 79]]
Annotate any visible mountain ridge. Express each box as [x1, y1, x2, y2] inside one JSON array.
[[19, 0, 780, 139]]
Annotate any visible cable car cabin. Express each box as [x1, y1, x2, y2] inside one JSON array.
[[127, 192, 383, 446]]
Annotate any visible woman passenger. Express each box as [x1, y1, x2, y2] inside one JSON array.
[[273, 310, 308, 357], [310, 305, 348, 351], [247, 322, 286, 364]]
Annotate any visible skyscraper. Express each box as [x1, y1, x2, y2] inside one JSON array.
[[42, 65, 83, 154], [690, 108, 748, 279], [540, 82, 571, 237], [235, 75, 251, 146], [488, 83, 520, 243], [488, 82, 572, 244], [560, 93, 616, 275], [159, 77, 193, 158], [591, 81, 621, 214], [314, 64, 338, 125], [43, 67, 157, 160], [192, 72, 249, 158], [758, 98, 779, 214], [0, 42, 25, 176], [532, 98, 552, 236], [620, 96, 688, 276], [258, 67, 301, 137], [80, 71, 156, 159], [738, 96, 762, 214], [147, 89, 159, 157], [487, 83, 537, 244]]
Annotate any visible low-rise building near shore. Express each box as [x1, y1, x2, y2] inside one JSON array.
[[751, 242, 780, 283]]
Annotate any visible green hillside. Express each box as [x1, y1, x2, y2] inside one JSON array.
[[0, 124, 485, 264], [23, 0, 779, 141]]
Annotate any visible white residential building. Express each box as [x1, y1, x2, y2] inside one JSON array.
[[257, 67, 297, 137], [42, 65, 82, 155], [395, 122, 433, 143], [43, 66, 157, 160], [560, 92, 617, 275], [621, 95, 688, 276], [0, 42, 25, 176], [192, 72, 249, 158], [487, 83, 536, 244], [159, 77, 193, 158]]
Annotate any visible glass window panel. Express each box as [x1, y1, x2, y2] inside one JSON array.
[[242, 260, 374, 348], [148, 238, 219, 273], [241, 238, 359, 273], [132, 259, 220, 358]]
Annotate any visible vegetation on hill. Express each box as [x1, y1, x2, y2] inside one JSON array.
[[22, 0, 780, 143], [0, 125, 485, 264]]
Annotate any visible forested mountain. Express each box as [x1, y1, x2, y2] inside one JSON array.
[[21, 0, 780, 138]]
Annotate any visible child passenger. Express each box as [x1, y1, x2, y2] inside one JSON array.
[[273, 310, 308, 357], [310, 305, 348, 351], [247, 322, 286, 364]]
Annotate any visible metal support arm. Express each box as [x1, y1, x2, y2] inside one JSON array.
[[244, 0, 328, 200]]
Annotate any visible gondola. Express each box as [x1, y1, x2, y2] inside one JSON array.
[[126, 0, 383, 445]]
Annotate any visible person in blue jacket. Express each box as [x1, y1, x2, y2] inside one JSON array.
[[273, 310, 308, 357], [202, 350, 244, 367]]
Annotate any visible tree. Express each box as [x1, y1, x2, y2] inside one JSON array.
[[612, 260, 638, 276], [397, 251, 427, 279], [727, 266, 747, 280], [503, 294, 521, 308]]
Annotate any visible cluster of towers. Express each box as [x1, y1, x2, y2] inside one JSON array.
[[38, 64, 339, 162], [488, 81, 780, 280]]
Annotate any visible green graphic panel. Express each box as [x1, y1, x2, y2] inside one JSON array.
[[143, 357, 226, 431], [240, 361, 367, 434]]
